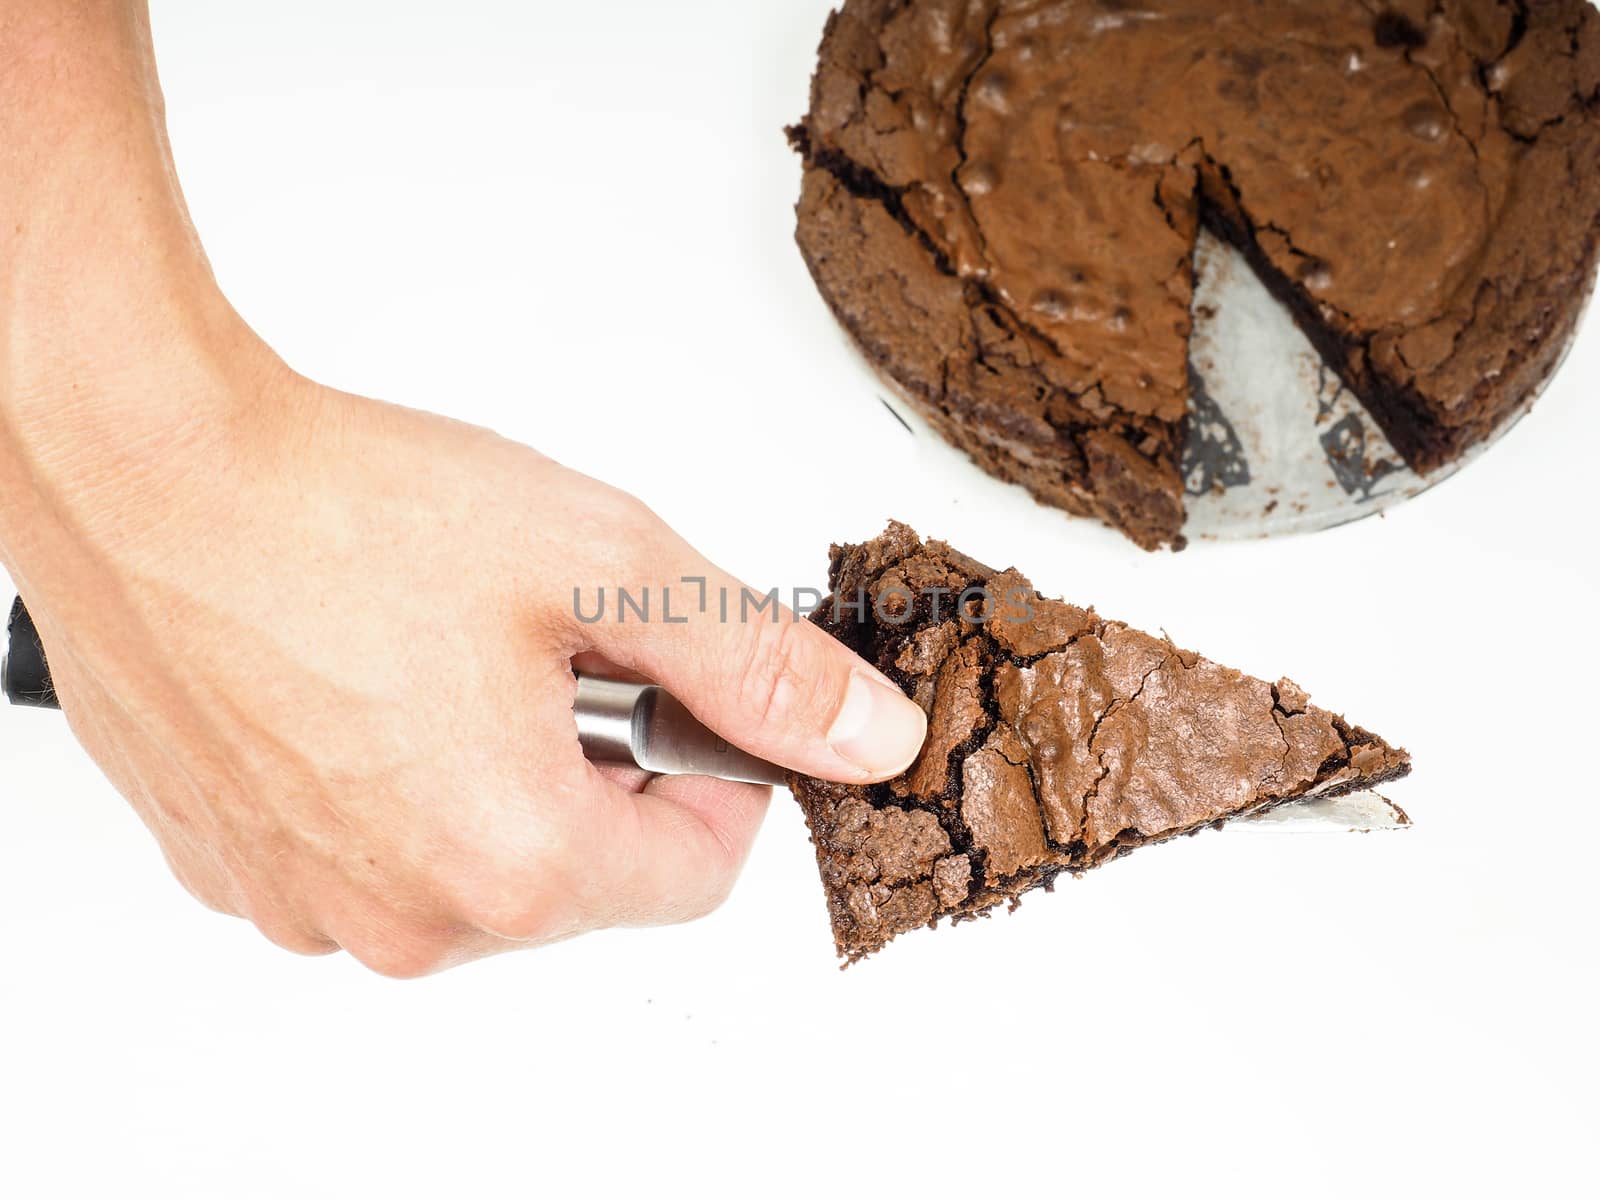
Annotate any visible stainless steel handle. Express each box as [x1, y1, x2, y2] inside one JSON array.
[[574, 676, 649, 764], [575, 675, 787, 786]]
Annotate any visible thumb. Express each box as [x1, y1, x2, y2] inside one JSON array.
[[565, 512, 926, 784]]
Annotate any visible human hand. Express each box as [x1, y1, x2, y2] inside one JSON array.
[[1, 349, 928, 976]]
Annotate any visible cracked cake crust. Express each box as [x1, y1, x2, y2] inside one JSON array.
[[788, 523, 1413, 963], [790, 0, 1600, 550]]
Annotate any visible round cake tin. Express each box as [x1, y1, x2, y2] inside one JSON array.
[[856, 228, 1590, 544]]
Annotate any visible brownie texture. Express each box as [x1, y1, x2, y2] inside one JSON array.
[[788, 523, 1413, 962], [791, 0, 1600, 549]]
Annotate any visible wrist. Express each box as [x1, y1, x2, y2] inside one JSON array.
[[3, 2, 236, 450], [0, 3, 281, 579]]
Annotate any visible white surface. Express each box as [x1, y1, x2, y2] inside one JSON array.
[[1, 2, 1596, 1196]]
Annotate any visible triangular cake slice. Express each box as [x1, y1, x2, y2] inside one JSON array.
[[789, 523, 1411, 963]]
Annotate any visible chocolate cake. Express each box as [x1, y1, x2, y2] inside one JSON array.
[[790, 0, 1600, 549], [789, 523, 1412, 962]]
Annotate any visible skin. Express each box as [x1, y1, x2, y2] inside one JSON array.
[[0, 2, 928, 977]]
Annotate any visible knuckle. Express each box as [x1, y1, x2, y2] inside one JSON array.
[[545, 486, 664, 629], [654, 810, 745, 926], [342, 935, 448, 981], [648, 875, 734, 928], [249, 912, 337, 959], [590, 481, 655, 526], [182, 881, 237, 918], [234, 884, 335, 958], [457, 888, 562, 943], [683, 873, 738, 924], [736, 617, 815, 727], [444, 861, 563, 943], [690, 839, 746, 921], [440, 810, 580, 942], [682, 831, 744, 923], [161, 853, 239, 918], [585, 487, 659, 561]]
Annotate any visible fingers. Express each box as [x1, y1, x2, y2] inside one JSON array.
[[619, 772, 771, 924], [75, 692, 767, 974], [34, 470, 813, 977], [573, 770, 772, 929], [433, 764, 770, 944], [562, 496, 926, 784], [238, 897, 342, 959], [310, 888, 497, 980]]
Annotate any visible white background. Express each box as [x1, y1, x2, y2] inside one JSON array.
[[3, 2, 1596, 1195]]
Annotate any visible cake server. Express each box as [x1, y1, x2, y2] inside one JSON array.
[[3, 596, 786, 785], [2, 594, 1406, 825]]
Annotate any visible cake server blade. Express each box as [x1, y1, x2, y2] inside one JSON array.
[[1227, 791, 1411, 834]]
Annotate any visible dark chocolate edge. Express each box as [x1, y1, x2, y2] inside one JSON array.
[[786, 126, 1189, 552], [1197, 161, 1593, 475]]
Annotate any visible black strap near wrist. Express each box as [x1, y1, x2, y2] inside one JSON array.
[[3, 596, 59, 709]]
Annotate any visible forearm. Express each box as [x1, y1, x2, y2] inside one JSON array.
[[2, 0, 209, 353], [1, 1, 260, 586]]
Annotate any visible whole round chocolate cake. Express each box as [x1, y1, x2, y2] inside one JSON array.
[[790, 0, 1600, 549]]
